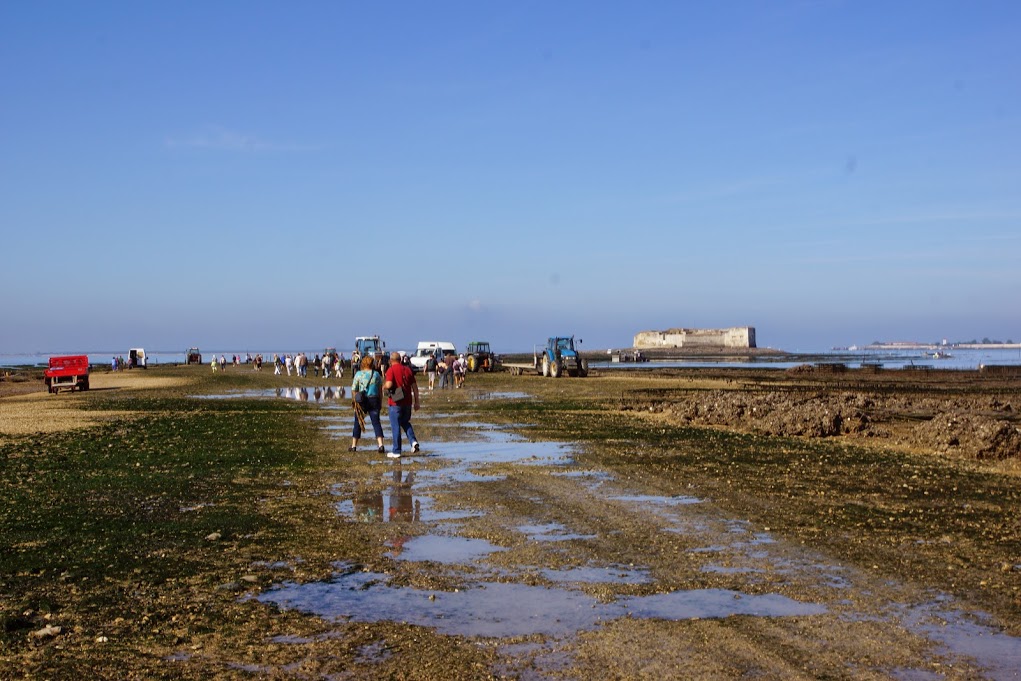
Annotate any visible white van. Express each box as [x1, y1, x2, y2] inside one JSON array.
[[129, 348, 147, 368], [410, 341, 455, 371]]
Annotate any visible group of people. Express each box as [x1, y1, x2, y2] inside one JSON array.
[[350, 351, 420, 459], [267, 352, 347, 378], [209, 354, 266, 371], [423, 352, 468, 391]]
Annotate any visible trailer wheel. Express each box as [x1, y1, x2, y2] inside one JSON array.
[[81, 378, 90, 391]]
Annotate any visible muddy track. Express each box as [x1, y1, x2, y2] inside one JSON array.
[[259, 393, 1021, 678]]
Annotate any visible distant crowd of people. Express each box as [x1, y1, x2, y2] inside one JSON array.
[[209, 353, 261, 372], [266, 351, 348, 378]]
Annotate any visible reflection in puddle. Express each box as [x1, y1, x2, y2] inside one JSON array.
[[257, 568, 824, 639], [342, 467, 419, 524], [194, 386, 347, 402]]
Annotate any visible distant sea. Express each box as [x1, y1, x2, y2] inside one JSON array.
[[4, 347, 1021, 371]]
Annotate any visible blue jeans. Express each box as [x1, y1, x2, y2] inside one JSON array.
[[388, 404, 417, 453], [353, 397, 384, 439]]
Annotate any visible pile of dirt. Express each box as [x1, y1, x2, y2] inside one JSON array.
[[624, 385, 1021, 461], [912, 412, 1021, 460]]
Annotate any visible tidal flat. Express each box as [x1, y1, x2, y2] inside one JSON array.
[[2, 363, 1019, 678]]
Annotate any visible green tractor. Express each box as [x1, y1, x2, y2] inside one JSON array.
[[465, 341, 498, 372], [539, 336, 588, 378]]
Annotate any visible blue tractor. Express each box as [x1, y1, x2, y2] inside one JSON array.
[[539, 336, 588, 378]]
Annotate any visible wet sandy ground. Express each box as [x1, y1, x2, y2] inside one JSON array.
[[251, 390, 1021, 679], [0, 371, 188, 437]]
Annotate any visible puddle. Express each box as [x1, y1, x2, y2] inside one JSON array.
[[899, 599, 1021, 680], [390, 535, 507, 563], [700, 565, 765, 575], [257, 568, 824, 639], [431, 440, 573, 466], [617, 589, 826, 620], [541, 566, 651, 585], [609, 493, 703, 506], [469, 391, 532, 400], [518, 522, 596, 542]]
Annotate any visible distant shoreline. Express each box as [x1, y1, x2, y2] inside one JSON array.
[[864, 343, 1021, 350]]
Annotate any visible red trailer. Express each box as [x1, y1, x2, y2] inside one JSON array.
[[44, 355, 90, 394]]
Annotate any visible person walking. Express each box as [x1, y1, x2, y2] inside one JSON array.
[[383, 351, 420, 458], [442, 352, 456, 389], [425, 352, 438, 391], [350, 355, 386, 453], [322, 352, 332, 379], [454, 353, 467, 388]]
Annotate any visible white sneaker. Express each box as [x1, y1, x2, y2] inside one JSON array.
[[386, 451, 401, 459], [412, 442, 420, 453]]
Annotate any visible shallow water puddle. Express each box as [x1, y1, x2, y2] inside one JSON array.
[[257, 566, 824, 638], [518, 522, 596, 542], [468, 391, 533, 400], [896, 598, 1021, 679], [540, 565, 651, 584], [389, 535, 507, 563]]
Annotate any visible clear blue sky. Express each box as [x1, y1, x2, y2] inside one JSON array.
[[2, 1, 1018, 354]]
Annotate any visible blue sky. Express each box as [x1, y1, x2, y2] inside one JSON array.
[[2, 1, 1018, 354]]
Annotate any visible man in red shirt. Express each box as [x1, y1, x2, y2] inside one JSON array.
[[383, 351, 421, 458]]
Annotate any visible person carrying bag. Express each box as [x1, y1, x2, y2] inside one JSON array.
[[349, 355, 386, 453]]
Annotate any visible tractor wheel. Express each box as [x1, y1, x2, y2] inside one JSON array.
[[579, 359, 589, 377], [541, 355, 550, 377], [467, 355, 478, 372], [550, 360, 561, 378]]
